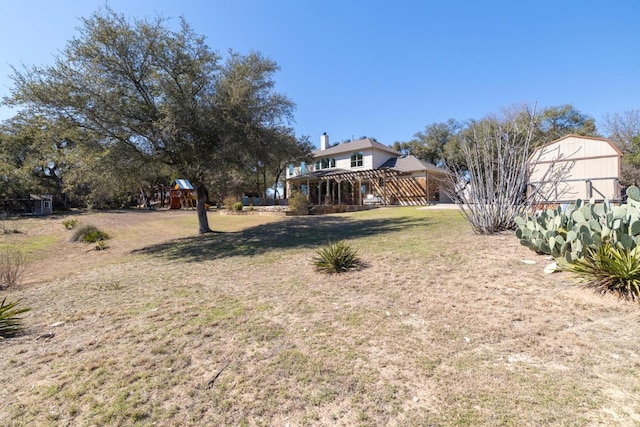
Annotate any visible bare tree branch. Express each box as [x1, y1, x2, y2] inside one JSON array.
[[444, 106, 572, 234]]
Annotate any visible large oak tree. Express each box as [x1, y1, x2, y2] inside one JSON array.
[[5, 7, 294, 233]]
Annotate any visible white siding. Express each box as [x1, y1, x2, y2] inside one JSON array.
[[334, 152, 353, 169], [371, 149, 392, 168], [315, 148, 382, 170], [529, 136, 621, 202]]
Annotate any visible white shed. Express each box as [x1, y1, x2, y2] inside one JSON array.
[[528, 135, 622, 203]]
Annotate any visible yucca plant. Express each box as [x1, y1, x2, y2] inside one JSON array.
[[0, 297, 30, 338], [569, 243, 640, 302], [313, 240, 362, 274]]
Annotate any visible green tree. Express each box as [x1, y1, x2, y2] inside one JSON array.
[[272, 133, 314, 198], [250, 130, 313, 199], [6, 7, 294, 233], [392, 119, 464, 168], [602, 110, 640, 185], [0, 114, 100, 208], [534, 104, 598, 146], [0, 129, 31, 201]]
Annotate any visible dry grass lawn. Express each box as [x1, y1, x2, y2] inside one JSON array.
[[1, 207, 639, 426]]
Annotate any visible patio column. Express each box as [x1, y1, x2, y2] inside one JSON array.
[[383, 170, 387, 205], [326, 180, 330, 204], [426, 171, 430, 204], [318, 181, 322, 204], [337, 180, 342, 205]]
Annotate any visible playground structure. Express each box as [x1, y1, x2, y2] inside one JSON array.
[[136, 179, 195, 210], [169, 179, 196, 209]]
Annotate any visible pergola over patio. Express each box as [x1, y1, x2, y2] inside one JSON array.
[[288, 166, 436, 206]]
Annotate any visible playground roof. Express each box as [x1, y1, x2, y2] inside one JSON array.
[[172, 179, 194, 190]]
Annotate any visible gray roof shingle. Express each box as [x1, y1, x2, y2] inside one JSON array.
[[380, 155, 449, 174], [313, 138, 400, 157]]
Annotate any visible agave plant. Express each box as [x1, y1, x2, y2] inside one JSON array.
[[313, 240, 362, 274], [569, 243, 640, 302], [0, 297, 31, 338]]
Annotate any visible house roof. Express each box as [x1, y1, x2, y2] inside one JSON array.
[[380, 155, 449, 175], [313, 138, 400, 157], [288, 155, 449, 182]]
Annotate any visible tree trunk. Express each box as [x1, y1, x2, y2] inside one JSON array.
[[262, 168, 268, 199], [196, 183, 212, 234], [273, 167, 283, 199], [140, 187, 151, 209], [255, 166, 262, 200]]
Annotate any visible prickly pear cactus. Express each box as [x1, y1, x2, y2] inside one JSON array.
[[516, 191, 640, 263], [626, 185, 640, 202]]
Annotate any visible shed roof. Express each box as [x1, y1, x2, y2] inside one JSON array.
[[531, 134, 623, 158], [29, 194, 53, 200]]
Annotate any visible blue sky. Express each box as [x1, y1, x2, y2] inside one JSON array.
[[1, 1, 639, 148]]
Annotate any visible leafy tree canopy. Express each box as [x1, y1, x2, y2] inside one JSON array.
[[392, 119, 464, 168], [603, 110, 640, 185], [534, 104, 598, 145], [5, 6, 295, 233], [394, 104, 598, 173]]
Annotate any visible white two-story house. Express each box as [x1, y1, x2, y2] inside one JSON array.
[[286, 133, 451, 206]]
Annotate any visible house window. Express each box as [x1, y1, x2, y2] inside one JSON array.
[[301, 162, 307, 174], [351, 152, 363, 168], [314, 161, 320, 170], [288, 164, 294, 176], [44, 201, 51, 209], [317, 158, 336, 170]]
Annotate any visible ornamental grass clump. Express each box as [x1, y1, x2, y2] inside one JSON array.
[[70, 225, 109, 243], [223, 196, 237, 210], [0, 249, 25, 289], [313, 240, 362, 274], [569, 243, 640, 302], [62, 219, 78, 230], [287, 191, 309, 215], [0, 297, 30, 339]]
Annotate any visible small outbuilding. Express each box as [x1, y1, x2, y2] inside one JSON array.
[[528, 135, 622, 203], [169, 179, 195, 209], [30, 194, 53, 216]]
